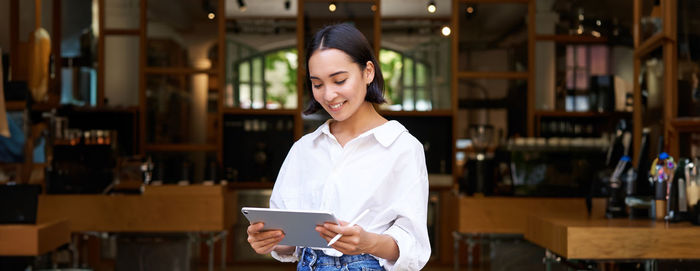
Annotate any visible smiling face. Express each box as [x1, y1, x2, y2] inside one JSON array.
[[308, 48, 374, 122]]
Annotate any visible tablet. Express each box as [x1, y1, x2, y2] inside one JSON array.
[[241, 207, 339, 248]]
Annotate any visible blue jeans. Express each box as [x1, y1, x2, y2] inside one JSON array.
[[297, 247, 384, 271]]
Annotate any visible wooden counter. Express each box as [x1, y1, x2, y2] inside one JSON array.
[[37, 185, 237, 232], [457, 197, 606, 234], [0, 220, 70, 256], [525, 215, 700, 260]]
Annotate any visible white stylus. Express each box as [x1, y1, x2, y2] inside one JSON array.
[[327, 209, 370, 246]]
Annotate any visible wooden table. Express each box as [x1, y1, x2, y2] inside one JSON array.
[[0, 220, 70, 256], [453, 197, 606, 270], [36, 185, 237, 271], [525, 215, 700, 260]]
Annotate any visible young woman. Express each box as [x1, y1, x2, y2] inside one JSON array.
[[246, 23, 430, 271]]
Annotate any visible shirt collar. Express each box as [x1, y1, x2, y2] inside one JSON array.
[[310, 119, 406, 148]]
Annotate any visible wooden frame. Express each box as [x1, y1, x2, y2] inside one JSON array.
[[633, 0, 680, 159]]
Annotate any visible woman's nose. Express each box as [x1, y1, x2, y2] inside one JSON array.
[[324, 87, 338, 102]]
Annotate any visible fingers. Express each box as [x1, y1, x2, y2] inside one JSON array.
[[246, 223, 286, 254], [246, 222, 264, 235], [329, 238, 360, 254], [322, 222, 360, 236], [248, 231, 284, 254]]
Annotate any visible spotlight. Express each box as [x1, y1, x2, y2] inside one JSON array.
[[371, 4, 377, 12], [329, 2, 336, 12], [237, 0, 246, 12], [427, 0, 436, 13], [208, 12, 215, 20], [441, 26, 451, 36], [464, 5, 476, 19], [284, 0, 290, 10]]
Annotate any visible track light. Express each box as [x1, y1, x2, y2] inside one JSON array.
[[427, 0, 436, 13], [329, 1, 336, 12], [237, 0, 246, 12]]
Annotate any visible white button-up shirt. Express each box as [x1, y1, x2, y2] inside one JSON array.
[[269, 119, 431, 270]]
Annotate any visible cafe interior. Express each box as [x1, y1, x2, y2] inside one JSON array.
[[1, 0, 700, 270]]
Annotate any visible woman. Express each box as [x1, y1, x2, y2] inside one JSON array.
[[246, 23, 430, 271]]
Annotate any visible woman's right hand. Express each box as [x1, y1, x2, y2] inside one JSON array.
[[246, 222, 286, 254]]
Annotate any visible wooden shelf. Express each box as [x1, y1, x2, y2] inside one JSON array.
[[670, 117, 700, 132], [534, 110, 632, 118], [143, 144, 218, 152], [5, 101, 25, 111], [634, 32, 666, 58], [223, 108, 298, 116], [379, 110, 453, 117], [457, 71, 528, 79], [66, 106, 140, 113], [143, 67, 218, 74], [458, 0, 529, 3], [535, 34, 608, 43], [227, 182, 275, 190]]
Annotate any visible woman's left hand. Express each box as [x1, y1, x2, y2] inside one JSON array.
[[316, 221, 377, 255]]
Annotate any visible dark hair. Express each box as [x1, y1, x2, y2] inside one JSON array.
[[303, 23, 386, 115]]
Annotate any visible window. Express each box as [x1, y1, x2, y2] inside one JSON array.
[[231, 47, 298, 109], [380, 48, 432, 111]]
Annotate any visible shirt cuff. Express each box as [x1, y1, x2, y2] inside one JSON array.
[[270, 246, 300, 262], [381, 226, 412, 270]]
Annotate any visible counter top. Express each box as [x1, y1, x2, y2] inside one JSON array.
[[37, 185, 237, 232], [0, 220, 70, 256], [525, 215, 700, 260], [457, 197, 606, 234]]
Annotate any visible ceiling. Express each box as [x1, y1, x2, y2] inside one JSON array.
[[225, 0, 452, 18]]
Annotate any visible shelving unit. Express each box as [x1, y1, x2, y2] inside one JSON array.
[[632, 0, 678, 162]]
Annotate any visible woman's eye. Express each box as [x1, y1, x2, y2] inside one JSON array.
[[313, 83, 322, 88], [335, 79, 346, 85]]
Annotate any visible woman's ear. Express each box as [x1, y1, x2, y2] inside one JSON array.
[[364, 61, 375, 86]]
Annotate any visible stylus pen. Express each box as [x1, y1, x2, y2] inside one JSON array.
[[327, 209, 371, 246]]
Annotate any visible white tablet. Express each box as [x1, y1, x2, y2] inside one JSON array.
[[241, 207, 339, 248]]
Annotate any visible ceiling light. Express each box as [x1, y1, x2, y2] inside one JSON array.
[[237, 0, 246, 12], [427, 0, 436, 13], [329, 2, 336, 12], [207, 12, 215, 20], [466, 6, 474, 14], [441, 26, 451, 36], [371, 4, 377, 12]]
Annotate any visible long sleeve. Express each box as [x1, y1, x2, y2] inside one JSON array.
[[269, 143, 301, 262], [379, 141, 431, 270]]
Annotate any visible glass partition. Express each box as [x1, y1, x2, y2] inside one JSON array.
[[380, 0, 451, 111], [458, 2, 528, 72]]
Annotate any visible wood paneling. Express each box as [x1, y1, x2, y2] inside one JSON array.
[[457, 197, 606, 234], [526, 216, 700, 260], [0, 220, 70, 256], [37, 185, 236, 232]]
